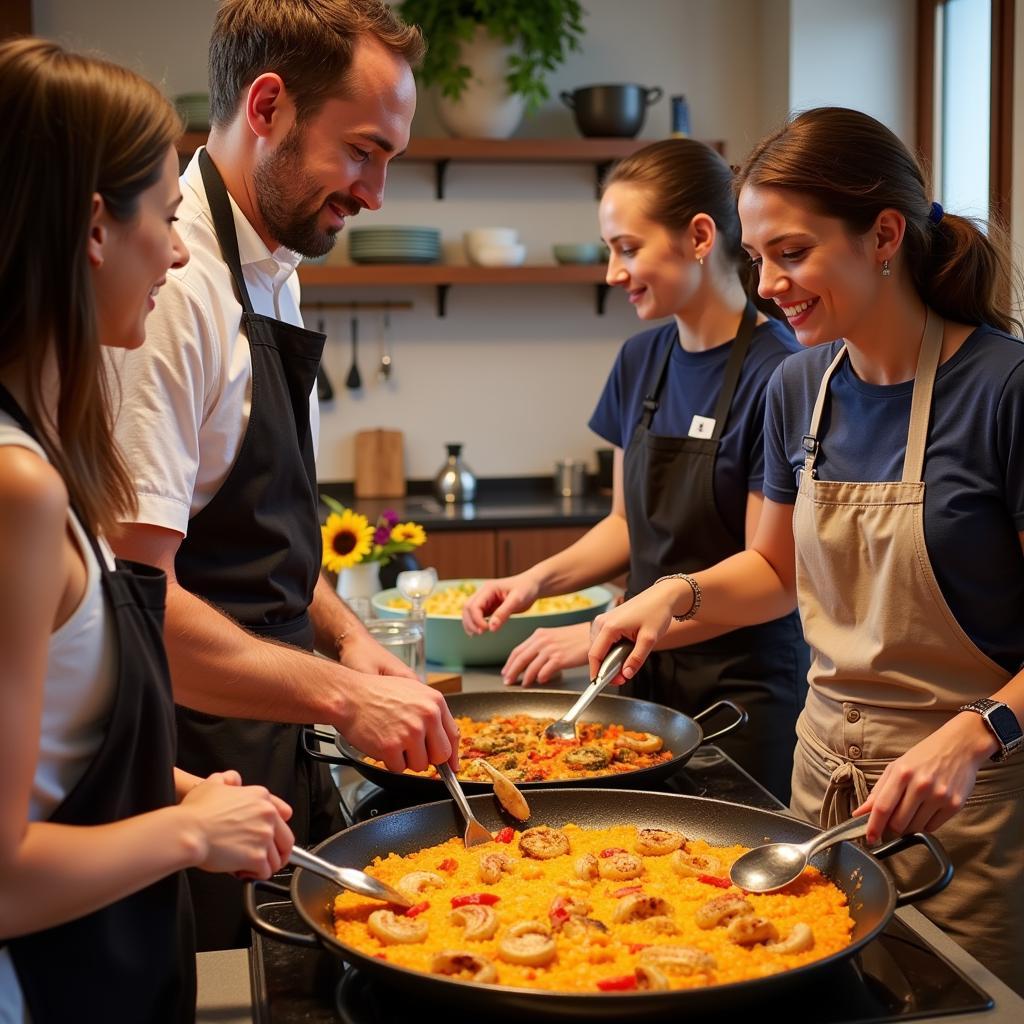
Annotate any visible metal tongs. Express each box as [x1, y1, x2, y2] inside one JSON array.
[[544, 640, 634, 741], [289, 846, 412, 907]]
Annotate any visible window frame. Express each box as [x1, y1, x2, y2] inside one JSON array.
[[916, 0, 1015, 226]]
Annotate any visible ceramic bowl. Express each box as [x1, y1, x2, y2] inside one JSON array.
[[468, 242, 527, 267], [371, 579, 613, 667], [553, 243, 606, 265]]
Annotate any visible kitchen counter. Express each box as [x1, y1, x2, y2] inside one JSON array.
[[319, 478, 612, 531], [196, 665, 1024, 1022]]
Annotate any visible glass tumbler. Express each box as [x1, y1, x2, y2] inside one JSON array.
[[363, 618, 425, 682]]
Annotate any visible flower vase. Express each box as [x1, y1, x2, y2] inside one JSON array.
[[336, 561, 381, 619]]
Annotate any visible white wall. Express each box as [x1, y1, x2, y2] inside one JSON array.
[[788, 0, 916, 140], [31, 0, 920, 481]]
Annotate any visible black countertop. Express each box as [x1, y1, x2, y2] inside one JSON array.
[[319, 477, 612, 531]]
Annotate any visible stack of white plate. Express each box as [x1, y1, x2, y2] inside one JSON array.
[[348, 226, 441, 264]]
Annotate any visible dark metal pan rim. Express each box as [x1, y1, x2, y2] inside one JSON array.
[[275, 789, 948, 1006]]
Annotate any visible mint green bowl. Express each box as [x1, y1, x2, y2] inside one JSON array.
[[370, 579, 613, 667]]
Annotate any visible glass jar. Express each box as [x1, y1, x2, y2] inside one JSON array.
[[363, 618, 425, 682]]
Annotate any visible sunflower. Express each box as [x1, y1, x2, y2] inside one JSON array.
[[390, 521, 427, 547], [322, 509, 374, 572]]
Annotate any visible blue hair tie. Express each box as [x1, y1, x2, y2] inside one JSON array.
[[928, 201, 944, 225]]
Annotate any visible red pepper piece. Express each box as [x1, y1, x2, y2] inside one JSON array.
[[437, 857, 458, 872], [611, 885, 643, 898], [404, 901, 430, 917], [599, 847, 626, 858], [494, 826, 515, 844], [451, 893, 501, 908], [697, 873, 731, 888], [627, 943, 649, 954], [374, 953, 388, 960], [550, 906, 571, 926], [597, 974, 638, 992]]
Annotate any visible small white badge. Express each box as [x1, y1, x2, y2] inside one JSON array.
[[688, 414, 716, 439]]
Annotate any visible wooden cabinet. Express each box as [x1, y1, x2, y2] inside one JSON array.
[[416, 525, 589, 581]]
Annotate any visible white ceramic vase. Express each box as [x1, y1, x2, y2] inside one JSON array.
[[336, 560, 381, 603], [435, 25, 526, 139]]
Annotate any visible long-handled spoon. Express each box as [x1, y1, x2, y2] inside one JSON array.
[[436, 762, 492, 848], [289, 846, 412, 906], [345, 316, 362, 390], [729, 815, 870, 893], [543, 640, 633, 741]]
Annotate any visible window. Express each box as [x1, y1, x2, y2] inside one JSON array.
[[917, 0, 1014, 225]]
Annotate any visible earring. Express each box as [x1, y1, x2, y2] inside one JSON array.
[[697, 255, 704, 266], [881, 259, 891, 278]]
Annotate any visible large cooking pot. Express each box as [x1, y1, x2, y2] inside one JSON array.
[[560, 83, 663, 138], [302, 689, 746, 796], [245, 789, 951, 1018]]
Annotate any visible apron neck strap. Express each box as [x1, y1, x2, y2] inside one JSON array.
[[198, 148, 256, 316], [640, 301, 758, 434], [902, 308, 943, 483], [802, 308, 945, 481]]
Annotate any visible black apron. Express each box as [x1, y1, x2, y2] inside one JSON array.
[[622, 305, 808, 802], [0, 385, 195, 1023], [172, 150, 343, 951]]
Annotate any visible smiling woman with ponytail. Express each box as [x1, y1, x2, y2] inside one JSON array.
[[587, 107, 1024, 994]]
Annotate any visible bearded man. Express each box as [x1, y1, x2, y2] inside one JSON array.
[[106, 0, 459, 950]]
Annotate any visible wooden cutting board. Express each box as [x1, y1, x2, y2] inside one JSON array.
[[354, 429, 405, 498]]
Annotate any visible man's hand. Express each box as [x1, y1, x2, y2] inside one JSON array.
[[334, 671, 460, 773]]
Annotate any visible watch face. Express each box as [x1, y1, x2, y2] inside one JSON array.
[[988, 704, 1024, 743]]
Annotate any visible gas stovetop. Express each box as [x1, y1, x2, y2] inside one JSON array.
[[250, 748, 994, 1024]]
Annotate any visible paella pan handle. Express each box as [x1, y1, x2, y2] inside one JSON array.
[[693, 700, 748, 745], [243, 879, 321, 948], [300, 726, 357, 766], [871, 832, 954, 907]]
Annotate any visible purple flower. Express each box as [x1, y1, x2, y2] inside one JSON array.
[[381, 508, 399, 527], [374, 525, 392, 545]]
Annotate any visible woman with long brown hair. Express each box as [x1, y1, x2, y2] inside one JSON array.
[[588, 107, 1024, 991], [464, 139, 809, 801], [0, 38, 293, 1021]]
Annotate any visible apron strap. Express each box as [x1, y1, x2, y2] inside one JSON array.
[[639, 330, 677, 429], [902, 308, 944, 483], [801, 345, 848, 476], [198, 148, 256, 316], [639, 302, 758, 432], [708, 301, 758, 441]]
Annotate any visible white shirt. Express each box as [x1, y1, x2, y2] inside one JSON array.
[[107, 149, 318, 537], [0, 417, 117, 1024]]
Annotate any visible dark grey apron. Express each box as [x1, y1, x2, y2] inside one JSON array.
[[172, 150, 343, 950], [622, 304, 808, 801]]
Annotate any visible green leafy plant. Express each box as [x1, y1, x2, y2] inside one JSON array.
[[400, 0, 585, 111]]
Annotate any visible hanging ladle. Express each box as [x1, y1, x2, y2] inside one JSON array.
[[315, 317, 334, 401], [346, 315, 362, 390]]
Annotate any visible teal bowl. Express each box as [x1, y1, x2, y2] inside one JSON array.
[[371, 579, 613, 667]]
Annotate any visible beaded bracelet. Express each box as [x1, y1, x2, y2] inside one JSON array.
[[653, 572, 702, 622]]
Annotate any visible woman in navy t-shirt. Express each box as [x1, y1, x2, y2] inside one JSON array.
[[464, 140, 809, 801], [587, 108, 1024, 992]]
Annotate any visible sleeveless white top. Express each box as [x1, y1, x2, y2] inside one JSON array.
[[0, 413, 117, 1024]]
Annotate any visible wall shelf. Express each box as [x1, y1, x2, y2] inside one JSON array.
[[298, 263, 611, 317], [176, 134, 723, 198]]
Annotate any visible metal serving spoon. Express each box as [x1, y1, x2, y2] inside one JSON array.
[[543, 640, 633, 741], [289, 846, 412, 907], [729, 815, 871, 893], [436, 761, 492, 848]]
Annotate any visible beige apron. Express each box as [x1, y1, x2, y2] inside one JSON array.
[[791, 309, 1024, 993]]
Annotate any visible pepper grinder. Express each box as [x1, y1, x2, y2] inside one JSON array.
[[433, 443, 476, 504]]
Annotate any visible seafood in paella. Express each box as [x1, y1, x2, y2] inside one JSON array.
[[332, 822, 854, 993], [364, 714, 673, 782]]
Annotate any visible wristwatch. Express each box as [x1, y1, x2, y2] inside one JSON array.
[[958, 698, 1024, 762]]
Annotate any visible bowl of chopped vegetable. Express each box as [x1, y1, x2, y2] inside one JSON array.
[[371, 578, 613, 667]]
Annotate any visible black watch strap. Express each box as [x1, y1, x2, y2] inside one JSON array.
[[959, 698, 1024, 762]]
